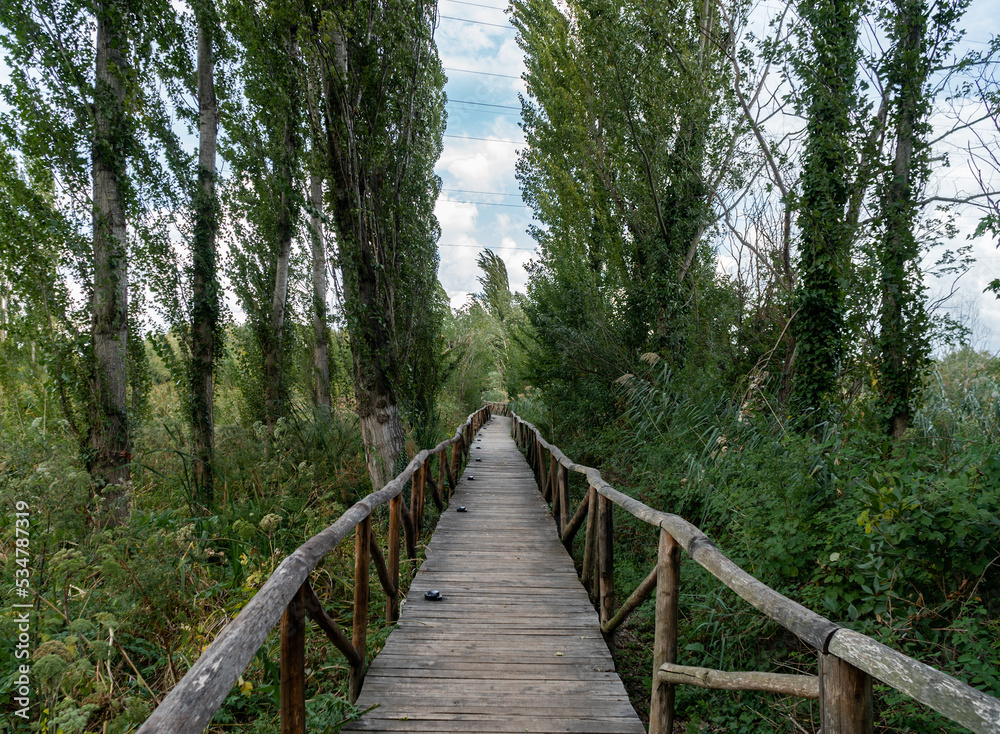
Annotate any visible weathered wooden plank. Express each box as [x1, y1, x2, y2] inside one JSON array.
[[279, 584, 306, 734], [350, 514, 372, 702], [649, 528, 680, 734], [827, 630, 1000, 734], [347, 718, 644, 733], [344, 416, 643, 734], [135, 407, 491, 734], [658, 663, 819, 699]]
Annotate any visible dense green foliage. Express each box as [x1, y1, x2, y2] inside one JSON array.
[[513, 347, 1000, 732], [508, 0, 999, 730], [2, 0, 999, 731]]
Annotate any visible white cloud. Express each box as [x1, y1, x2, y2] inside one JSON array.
[[437, 137, 522, 192], [436, 197, 479, 233]]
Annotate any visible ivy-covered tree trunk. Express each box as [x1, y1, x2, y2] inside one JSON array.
[[309, 168, 332, 414], [878, 0, 932, 439], [262, 28, 299, 428], [89, 0, 132, 522], [191, 4, 219, 501], [790, 0, 860, 430]]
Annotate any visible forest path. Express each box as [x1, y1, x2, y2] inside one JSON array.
[[342, 415, 644, 734]]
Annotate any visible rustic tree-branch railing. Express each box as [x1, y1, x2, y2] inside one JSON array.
[[510, 409, 1000, 734], [136, 406, 491, 734], [135, 400, 998, 734]]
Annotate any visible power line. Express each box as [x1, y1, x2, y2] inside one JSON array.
[[441, 0, 508, 10], [449, 107, 522, 118], [440, 199, 527, 208], [443, 134, 524, 144], [440, 14, 515, 29], [445, 66, 522, 80], [442, 187, 521, 197], [439, 243, 536, 250], [448, 99, 521, 111]]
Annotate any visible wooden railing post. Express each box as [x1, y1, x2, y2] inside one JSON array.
[[443, 448, 455, 498], [581, 487, 597, 594], [349, 514, 371, 702], [452, 436, 462, 486], [649, 528, 681, 734], [540, 445, 550, 501], [548, 451, 566, 533], [558, 464, 569, 531], [597, 494, 614, 632], [280, 583, 306, 734], [820, 654, 873, 734], [417, 460, 427, 531], [386, 494, 400, 623], [438, 451, 447, 504], [410, 464, 419, 536]]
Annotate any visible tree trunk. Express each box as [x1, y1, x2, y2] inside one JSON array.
[[310, 169, 331, 414], [89, 0, 131, 523], [356, 380, 406, 491], [263, 28, 299, 428], [879, 0, 929, 440], [304, 65, 332, 416], [317, 6, 442, 493], [0, 277, 9, 342], [191, 7, 219, 502], [789, 0, 859, 431]]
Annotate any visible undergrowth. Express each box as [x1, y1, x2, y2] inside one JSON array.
[[1, 381, 458, 733], [513, 346, 1000, 733]]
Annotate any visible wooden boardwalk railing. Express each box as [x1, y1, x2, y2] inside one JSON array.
[[509, 407, 1000, 734], [137, 406, 492, 734], [342, 415, 644, 733], [134, 399, 999, 734]]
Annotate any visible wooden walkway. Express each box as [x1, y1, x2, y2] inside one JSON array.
[[343, 416, 644, 733]]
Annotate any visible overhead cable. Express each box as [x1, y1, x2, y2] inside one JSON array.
[[443, 134, 524, 144], [440, 14, 515, 29], [438, 242, 535, 252], [442, 187, 521, 197], [441, 0, 508, 10], [448, 99, 521, 111], [445, 66, 522, 80], [439, 199, 527, 208]]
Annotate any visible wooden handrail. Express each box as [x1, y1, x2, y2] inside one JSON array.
[[508, 407, 1000, 734], [137, 405, 493, 734]]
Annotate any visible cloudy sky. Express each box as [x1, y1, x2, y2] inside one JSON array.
[[433, 0, 535, 310], [431, 0, 1000, 352]]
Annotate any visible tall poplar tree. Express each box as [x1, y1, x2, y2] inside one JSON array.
[[875, 0, 968, 438], [190, 0, 221, 498], [310, 0, 445, 489], [225, 0, 303, 428], [1, 0, 183, 522], [304, 64, 332, 415], [512, 0, 733, 406], [89, 0, 132, 519], [789, 0, 861, 430]]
